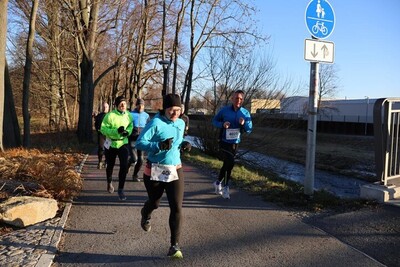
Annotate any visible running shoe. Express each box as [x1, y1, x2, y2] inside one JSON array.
[[107, 182, 114, 194], [118, 189, 126, 201], [222, 186, 230, 199], [213, 180, 222, 195], [167, 245, 183, 259], [140, 208, 151, 232], [132, 174, 141, 182]]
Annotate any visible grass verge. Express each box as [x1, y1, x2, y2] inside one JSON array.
[[183, 147, 378, 212]]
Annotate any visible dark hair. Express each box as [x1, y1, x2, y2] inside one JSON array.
[[136, 98, 144, 105], [234, 90, 245, 95]]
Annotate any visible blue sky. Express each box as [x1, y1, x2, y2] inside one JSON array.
[[256, 0, 400, 99]]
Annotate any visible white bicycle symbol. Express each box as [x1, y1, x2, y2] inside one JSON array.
[[312, 21, 328, 36]]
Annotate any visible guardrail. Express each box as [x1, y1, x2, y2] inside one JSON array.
[[374, 98, 400, 186]]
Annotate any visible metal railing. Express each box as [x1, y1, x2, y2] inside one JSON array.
[[374, 98, 400, 186]]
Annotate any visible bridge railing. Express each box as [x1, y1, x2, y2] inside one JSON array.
[[374, 98, 400, 186]]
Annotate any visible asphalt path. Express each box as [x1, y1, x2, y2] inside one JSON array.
[[52, 153, 395, 267]]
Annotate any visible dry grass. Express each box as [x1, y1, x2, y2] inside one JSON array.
[[0, 129, 91, 234], [0, 148, 83, 202], [0, 129, 93, 202]]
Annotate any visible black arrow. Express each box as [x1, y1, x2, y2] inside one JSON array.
[[311, 43, 318, 58]]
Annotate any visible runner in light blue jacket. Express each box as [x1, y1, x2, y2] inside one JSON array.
[[136, 94, 190, 259], [136, 112, 184, 165], [129, 98, 150, 181]]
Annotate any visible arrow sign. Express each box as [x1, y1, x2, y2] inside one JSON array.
[[304, 39, 334, 63]]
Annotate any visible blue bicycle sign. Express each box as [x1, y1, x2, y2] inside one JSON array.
[[305, 0, 335, 39]]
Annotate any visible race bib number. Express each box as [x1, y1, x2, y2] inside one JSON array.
[[225, 128, 240, 140], [150, 163, 179, 182], [104, 138, 112, 149]]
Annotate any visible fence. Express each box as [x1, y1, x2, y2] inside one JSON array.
[[374, 98, 400, 186]]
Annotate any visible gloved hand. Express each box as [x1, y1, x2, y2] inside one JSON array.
[[118, 126, 125, 134], [180, 141, 192, 152], [159, 138, 173, 151]]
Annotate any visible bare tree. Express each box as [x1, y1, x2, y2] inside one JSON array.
[[181, 0, 265, 112], [68, 0, 100, 143], [0, 0, 8, 151], [6, 0, 268, 144], [171, 0, 188, 95], [22, 0, 39, 147], [318, 64, 341, 114], [3, 61, 22, 148], [65, 0, 124, 142], [204, 38, 282, 113], [194, 38, 292, 157]]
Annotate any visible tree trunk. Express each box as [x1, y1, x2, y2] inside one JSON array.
[[0, 0, 8, 151], [48, 0, 59, 130], [171, 0, 187, 95], [3, 61, 22, 148], [135, 0, 149, 98], [77, 56, 94, 143], [58, 61, 71, 130], [22, 0, 39, 148], [75, 0, 99, 143]]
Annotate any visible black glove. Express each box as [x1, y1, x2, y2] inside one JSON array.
[[159, 138, 173, 151], [122, 130, 129, 137], [180, 141, 192, 152], [117, 126, 125, 134]]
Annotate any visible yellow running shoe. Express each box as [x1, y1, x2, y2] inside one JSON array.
[[167, 245, 183, 259]]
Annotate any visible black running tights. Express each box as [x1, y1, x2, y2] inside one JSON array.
[[142, 168, 184, 246]]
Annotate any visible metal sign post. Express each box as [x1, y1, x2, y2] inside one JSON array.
[[304, 61, 319, 196], [304, 0, 335, 196]]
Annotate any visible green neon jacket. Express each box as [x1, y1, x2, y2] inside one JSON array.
[[100, 109, 133, 149]]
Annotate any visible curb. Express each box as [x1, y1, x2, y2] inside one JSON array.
[[35, 153, 88, 267]]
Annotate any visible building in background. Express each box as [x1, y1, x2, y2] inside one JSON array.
[[280, 96, 377, 123], [250, 99, 281, 114]]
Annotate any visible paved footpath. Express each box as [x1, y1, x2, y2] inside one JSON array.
[[48, 153, 387, 267]]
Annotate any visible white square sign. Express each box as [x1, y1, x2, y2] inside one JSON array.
[[304, 39, 334, 63]]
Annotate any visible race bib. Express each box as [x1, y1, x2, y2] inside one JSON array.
[[225, 128, 240, 140], [150, 163, 179, 182], [104, 138, 112, 149]]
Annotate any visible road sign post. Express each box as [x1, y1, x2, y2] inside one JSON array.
[[304, 61, 319, 196], [304, 0, 335, 196]]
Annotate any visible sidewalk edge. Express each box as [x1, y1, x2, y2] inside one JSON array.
[[35, 153, 89, 267]]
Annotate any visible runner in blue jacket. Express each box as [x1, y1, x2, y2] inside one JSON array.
[[212, 90, 252, 199], [136, 93, 190, 259], [129, 98, 150, 181]]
